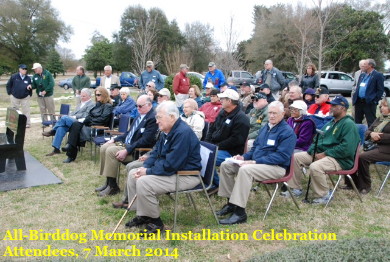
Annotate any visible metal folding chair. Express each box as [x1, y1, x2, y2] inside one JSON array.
[[42, 104, 70, 138], [375, 162, 390, 196]]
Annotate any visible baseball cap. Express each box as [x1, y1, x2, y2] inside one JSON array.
[[252, 92, 267, 100], [228, 86, 238, 92], [32, 63, 42, 69], [19, 64, 27, 69], [146, 61, 154, 67], [259, 83, 270, 90], [326, 95, 349, 109], [180, 64, 189, 69], [290, 100, 308, 113], [158, 88, 171, 97], [304, 88, 316, 95], [241, 82, 251, 87], [110, 84, 120, 90], [217, 89, 239, 100], [205, 82, 214, 88], [315, 87, 329, 95], [208, 62, 216, 67]]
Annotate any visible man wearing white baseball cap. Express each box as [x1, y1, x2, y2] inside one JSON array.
[[205, 89, 250, 193], [31, 63, 55, 122]]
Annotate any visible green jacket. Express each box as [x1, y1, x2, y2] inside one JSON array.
[[308, 115, 359, 170], [72, 74, 91, 91], [247, 105, 269, 139], [31, 69, 55, 97]]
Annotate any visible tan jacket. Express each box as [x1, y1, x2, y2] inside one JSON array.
[[100, 75, 121, 89]]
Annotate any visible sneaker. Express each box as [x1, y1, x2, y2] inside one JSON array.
[[312, 190, 332, 204], [280, 188, 302, 198]]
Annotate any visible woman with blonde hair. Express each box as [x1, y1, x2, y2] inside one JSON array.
[[63, 87, 113, 163], [181, 98, 205, 140], [188, 85, 203, 108]]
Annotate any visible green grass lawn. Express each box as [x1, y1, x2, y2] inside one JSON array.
[[0, 78, 389, 261]]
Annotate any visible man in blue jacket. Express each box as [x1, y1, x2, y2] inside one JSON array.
[[352, 59, 384, 128], [203, 62, 225, 90], [6, 64, 32, 127], [139, 61, 165, 90], [125, 101, 202, 233], [260, 60, 285, 100], [216, 101, 296, 225]]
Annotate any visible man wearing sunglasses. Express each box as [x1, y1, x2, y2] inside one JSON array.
[[96, 95, 158, 197], [6, 64, 32, 128], [307, 87, 331, 117]]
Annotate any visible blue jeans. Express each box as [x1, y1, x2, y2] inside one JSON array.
[[52, 116, 76, 150], [213, 150, 232, 186]]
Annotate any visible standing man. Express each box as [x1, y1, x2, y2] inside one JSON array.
[[260, 59, 285, 100], [353, 59, 384, 128], [31, 63, 55, 122], [100, 65, 121, 92], [351, 60, 366, 118], [6, 64, 32, 128], [203, 62, 225, 90], [139, 61, 164, 91], [173, 64, 190, 108], [72, 66, 91, 105], [216, 101, 296, 224]]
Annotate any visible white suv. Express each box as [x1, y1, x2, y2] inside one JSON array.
[[384, 73, 390, 96], [320, 71, 354, 95]]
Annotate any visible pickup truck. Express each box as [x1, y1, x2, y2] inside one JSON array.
[[227, 70, 256, 85]]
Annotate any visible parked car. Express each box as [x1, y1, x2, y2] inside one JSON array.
[[58, 78, 73, 90], [384, 73, 390, 96], [187, 72, 205, 84], [227, 70, 256, 85], [320, 71, 354, 95], [120, 72, 138, 87], [281, 71, 299, 88]]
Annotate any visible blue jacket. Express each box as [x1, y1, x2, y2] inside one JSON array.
[[352, 69, 384, 105], [113, 97, 136, 116], [6, 73, 32, 99], [115, 109, 158, 154], [140, 69, 165, 90], [244, 120, 296, 170], [203, 69, 225, 89], [260, 67, 285, 93], [144, 118, 202, 176]]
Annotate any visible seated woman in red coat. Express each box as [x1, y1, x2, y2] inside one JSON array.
[[199, 89, 222, 123]]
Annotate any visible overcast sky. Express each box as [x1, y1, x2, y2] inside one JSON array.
[[51, 0, 311, 59]]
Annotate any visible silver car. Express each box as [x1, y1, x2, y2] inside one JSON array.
[[384, 73, 390, 96], [320, 71, 354, 95]]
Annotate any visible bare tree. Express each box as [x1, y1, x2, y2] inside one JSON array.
[[163, 46, 193, 75], [56, 46, 78, 72], [131, 15, 159, 74]]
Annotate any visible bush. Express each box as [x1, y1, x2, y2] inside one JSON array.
[[164, 74, 203, 101], [248, 238, 390, 262]]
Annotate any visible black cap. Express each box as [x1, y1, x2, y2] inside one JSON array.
[[110, 84, 120, 90], [315, 87, 329, 95], [19, 64, 27, 69], [326, 95, 349, 109], [259, 83, 270, 90], [251, 92, 268, 100], [241, 82, 250, 87]]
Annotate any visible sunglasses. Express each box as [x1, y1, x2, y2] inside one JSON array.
[[137, 103, 149, 108], [315, 95, 320, 98], [146, 85, 152, 87], [21, 68, 27, 70], [158, 95, 165, 98], [96, 93, 102, 96]]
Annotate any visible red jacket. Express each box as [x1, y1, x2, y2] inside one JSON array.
[[308, 101, 331, 116], [199, 101, 222, 123], [173, 71, 190, 95]]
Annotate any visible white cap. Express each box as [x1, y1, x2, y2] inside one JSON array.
[[290, 100, 307, 114], [158, 88, 171, 97], [205, 82, 214, 88], [32, 63, 42, 69], [217, 89, 239, 100]]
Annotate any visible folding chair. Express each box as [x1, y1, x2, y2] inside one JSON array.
[[42, 104, 70, 137], [172, 141, 219, 232], [375, 162, 390, 196], [257, 155, 300, 220], [324, 145, 362, 208]]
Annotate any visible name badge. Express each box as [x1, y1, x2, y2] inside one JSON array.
[[267, 139, 275, 146], [24, 81, 28, 84], [214, 107, 218, 110], [164, 139, 168, 145], [225, 119, 231, 124], [326, 126, 330, 131], [35, 77, 38, 80], [360, 82, 366, 87], [140, 128, 145, 133]]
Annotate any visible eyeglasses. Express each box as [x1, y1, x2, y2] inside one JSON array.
[[289, 107, 299, 112], [21, 68, 27, 70], [315, 95, 320, 98], [158, 95, 165, 98], [137, 103, 149, 108], [146, 85, 152, 87], [96, 93, 102, 96]]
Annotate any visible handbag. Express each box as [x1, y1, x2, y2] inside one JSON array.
[[363, 140, 377, 151]]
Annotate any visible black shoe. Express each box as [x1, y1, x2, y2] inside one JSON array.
[[95, 184, 108, 192], [140, 223, 164, 234], [360, 188, 371, 195], [42, 130, 55, 137], [98, 185, 120, 197], [219, 213, 247, 225], [125, 216, 151, 228], [46, 148, 61, 156], [215, 204, 235, 217], [63, 157, 75, 163], [207, 186, 219, 196], [61, 144, 70, 152]]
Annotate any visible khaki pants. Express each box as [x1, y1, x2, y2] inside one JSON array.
[[218, 161, 285, 208], [174, 93, 189, 107], [127, 169, 199, 218], [99, 143, 134, 178], [10, 95, 31, 125], [37, 96, 55, 122], [289, 152, 342, 198], [118, 160, 144, 202]]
